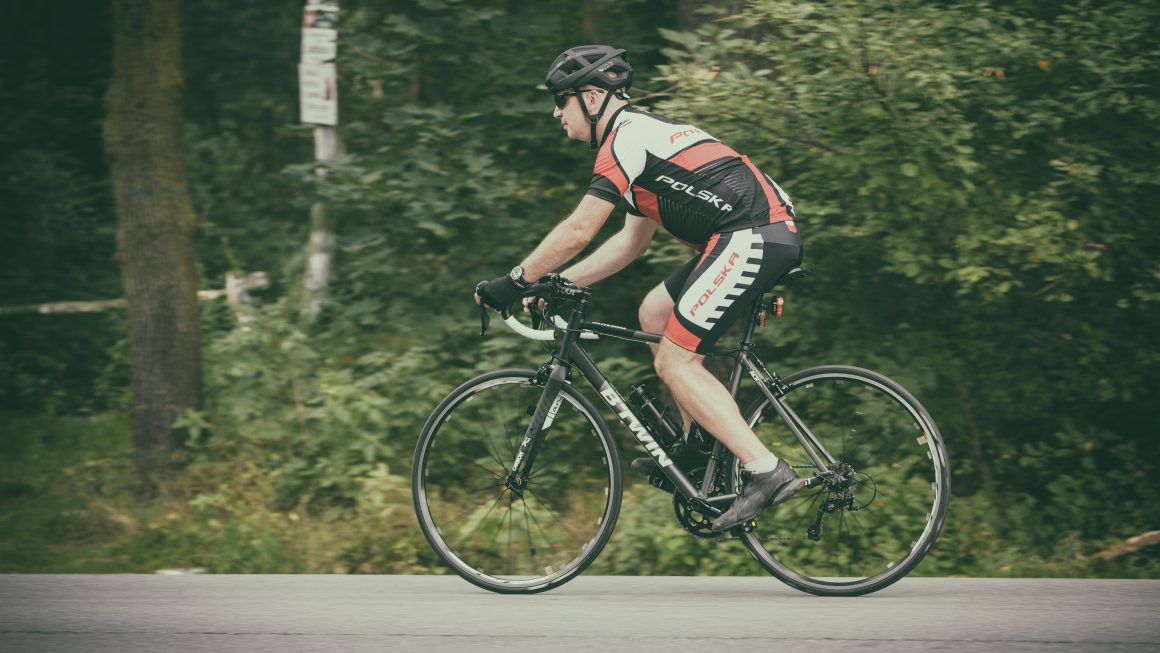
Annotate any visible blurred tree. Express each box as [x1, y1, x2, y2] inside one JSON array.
[[103, 0, 202, 485], [2, 0, 1157, 574], [0, 1, 119, 414], [653, 0, 1160, 559]]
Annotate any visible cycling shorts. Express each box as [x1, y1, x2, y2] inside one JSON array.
[[662, 222, 802, 354]]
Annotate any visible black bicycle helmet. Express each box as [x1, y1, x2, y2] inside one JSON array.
[[545, 45, 633, 94], [546, 45, 633, 149]]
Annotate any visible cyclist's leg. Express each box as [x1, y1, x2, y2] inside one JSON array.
[[638, 282, 694, 429], [637, 252, 705, 431], [638, 282, 674, 357], [656, 223, 803, 526], [655, 225, 795, 461], [662, 222, 801, 363], [654, 341, 768, 463], [643, 222, 800, 453]]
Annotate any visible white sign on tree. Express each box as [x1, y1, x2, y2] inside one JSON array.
[[300, 3, 338, 125]]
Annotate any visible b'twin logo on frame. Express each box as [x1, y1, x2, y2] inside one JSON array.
[[541, 396, 563, 431], [599, 387, 672, 468], [655, 175, 733, 212]]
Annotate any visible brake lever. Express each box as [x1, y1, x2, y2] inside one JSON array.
[[479, 303, 491, 337]]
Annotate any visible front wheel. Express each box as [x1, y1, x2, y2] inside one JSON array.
[[734, 365, 951, 596], [412, 369, 622, 594]]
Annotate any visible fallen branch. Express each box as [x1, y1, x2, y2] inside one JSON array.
[[0, 272, 269, 316], [1092, 530, 1160, 562]]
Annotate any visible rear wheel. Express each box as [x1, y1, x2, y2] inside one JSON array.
[[412, 369, 621, 594], [733, 365, 950, 596]]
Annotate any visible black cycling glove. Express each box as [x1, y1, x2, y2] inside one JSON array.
[[475, 274, 527, 312]]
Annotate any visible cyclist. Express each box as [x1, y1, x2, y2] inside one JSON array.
[[475, 45, 803, 532]]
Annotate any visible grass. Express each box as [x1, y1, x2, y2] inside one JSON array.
[[0, 411, 432, 574], [1, 411, 1157, 577], [0, 412, 142, 571]]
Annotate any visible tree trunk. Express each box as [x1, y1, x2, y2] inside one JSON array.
[[302, 126, 340, 323], [103, 0, 202, 486]]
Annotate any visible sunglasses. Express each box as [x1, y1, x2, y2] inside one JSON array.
[[553, 91, 579, 109]]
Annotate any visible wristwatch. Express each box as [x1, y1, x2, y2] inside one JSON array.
[[509, 265, 529, 287]]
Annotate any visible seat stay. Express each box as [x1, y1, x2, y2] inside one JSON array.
[[741, 352, 835, 471]]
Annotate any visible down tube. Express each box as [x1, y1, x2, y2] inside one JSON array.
[[570, 347, 700, 499]]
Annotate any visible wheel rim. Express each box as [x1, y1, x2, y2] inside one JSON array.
[[416, 377, 616, 590], [741, 371, 948, 589]]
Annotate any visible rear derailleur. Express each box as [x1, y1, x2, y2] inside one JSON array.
[[806, 465, 876, 541]]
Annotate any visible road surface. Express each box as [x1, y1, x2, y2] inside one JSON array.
[[1, 575, 1157, 652]]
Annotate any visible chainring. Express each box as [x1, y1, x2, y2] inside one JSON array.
[[671, 466, 722, 540], [672, 493, 719, 540]]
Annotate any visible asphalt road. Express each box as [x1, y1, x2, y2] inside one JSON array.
[[1, 575, 1157, 652]]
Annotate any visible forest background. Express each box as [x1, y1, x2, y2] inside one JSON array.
[[1, 0, 1157, 577]]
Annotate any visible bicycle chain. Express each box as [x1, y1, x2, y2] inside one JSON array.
[[685, 529, 810, 543]]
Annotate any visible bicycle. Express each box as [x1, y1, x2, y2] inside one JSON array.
[[411, 268, 950, 595]]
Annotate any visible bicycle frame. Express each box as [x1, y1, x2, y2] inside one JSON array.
[[505, 285, 838, 517]]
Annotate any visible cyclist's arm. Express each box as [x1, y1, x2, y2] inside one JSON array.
[[560, 212, 657, 287], [520, 195, 616, 281]]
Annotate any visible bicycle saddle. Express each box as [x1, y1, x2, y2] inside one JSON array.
[[772, 266, 811, 288]]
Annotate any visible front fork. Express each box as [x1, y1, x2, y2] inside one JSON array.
[[504, 362, 567, 494]]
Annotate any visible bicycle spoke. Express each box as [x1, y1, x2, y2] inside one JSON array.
[[483, 494, 515, 566], [462, 481, 505, 496], [494, 392, 519, 462], [506, 494, 514, 573], [452, 486, 509, 553], [523, 498, 536, 563], [849, 510, 890, 556], [522, 492, 588, 568], [523, 485, 589, 541], [482, 426, 511, 471], [469, 459, 506, 482], [836, 508, 847, 577]]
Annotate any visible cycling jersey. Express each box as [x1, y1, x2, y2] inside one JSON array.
[[587, 106, 796, 247]]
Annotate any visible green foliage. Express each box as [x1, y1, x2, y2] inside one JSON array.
[[590, 488, 759, 576], [0, 412, 431, 573], [651, 0, 1160, 567], [0, 3, 120, 413], [2, 0, 1158, 576], [198, 300, 462, 511]]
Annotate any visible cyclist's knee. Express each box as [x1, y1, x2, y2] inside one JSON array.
[[639, 283, 673, 333], [654, 338, 698, 382]]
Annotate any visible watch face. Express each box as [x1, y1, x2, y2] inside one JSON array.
[[510, 266, 524, 281]]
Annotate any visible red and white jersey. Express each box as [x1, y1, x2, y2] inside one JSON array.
[[587, 106, 796, 247]]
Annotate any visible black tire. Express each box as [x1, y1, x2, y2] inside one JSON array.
[[731, 365, 951, 596], [412, 369, 622, 594]]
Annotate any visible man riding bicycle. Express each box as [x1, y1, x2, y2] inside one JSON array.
[[475, 45, 803, 532]]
